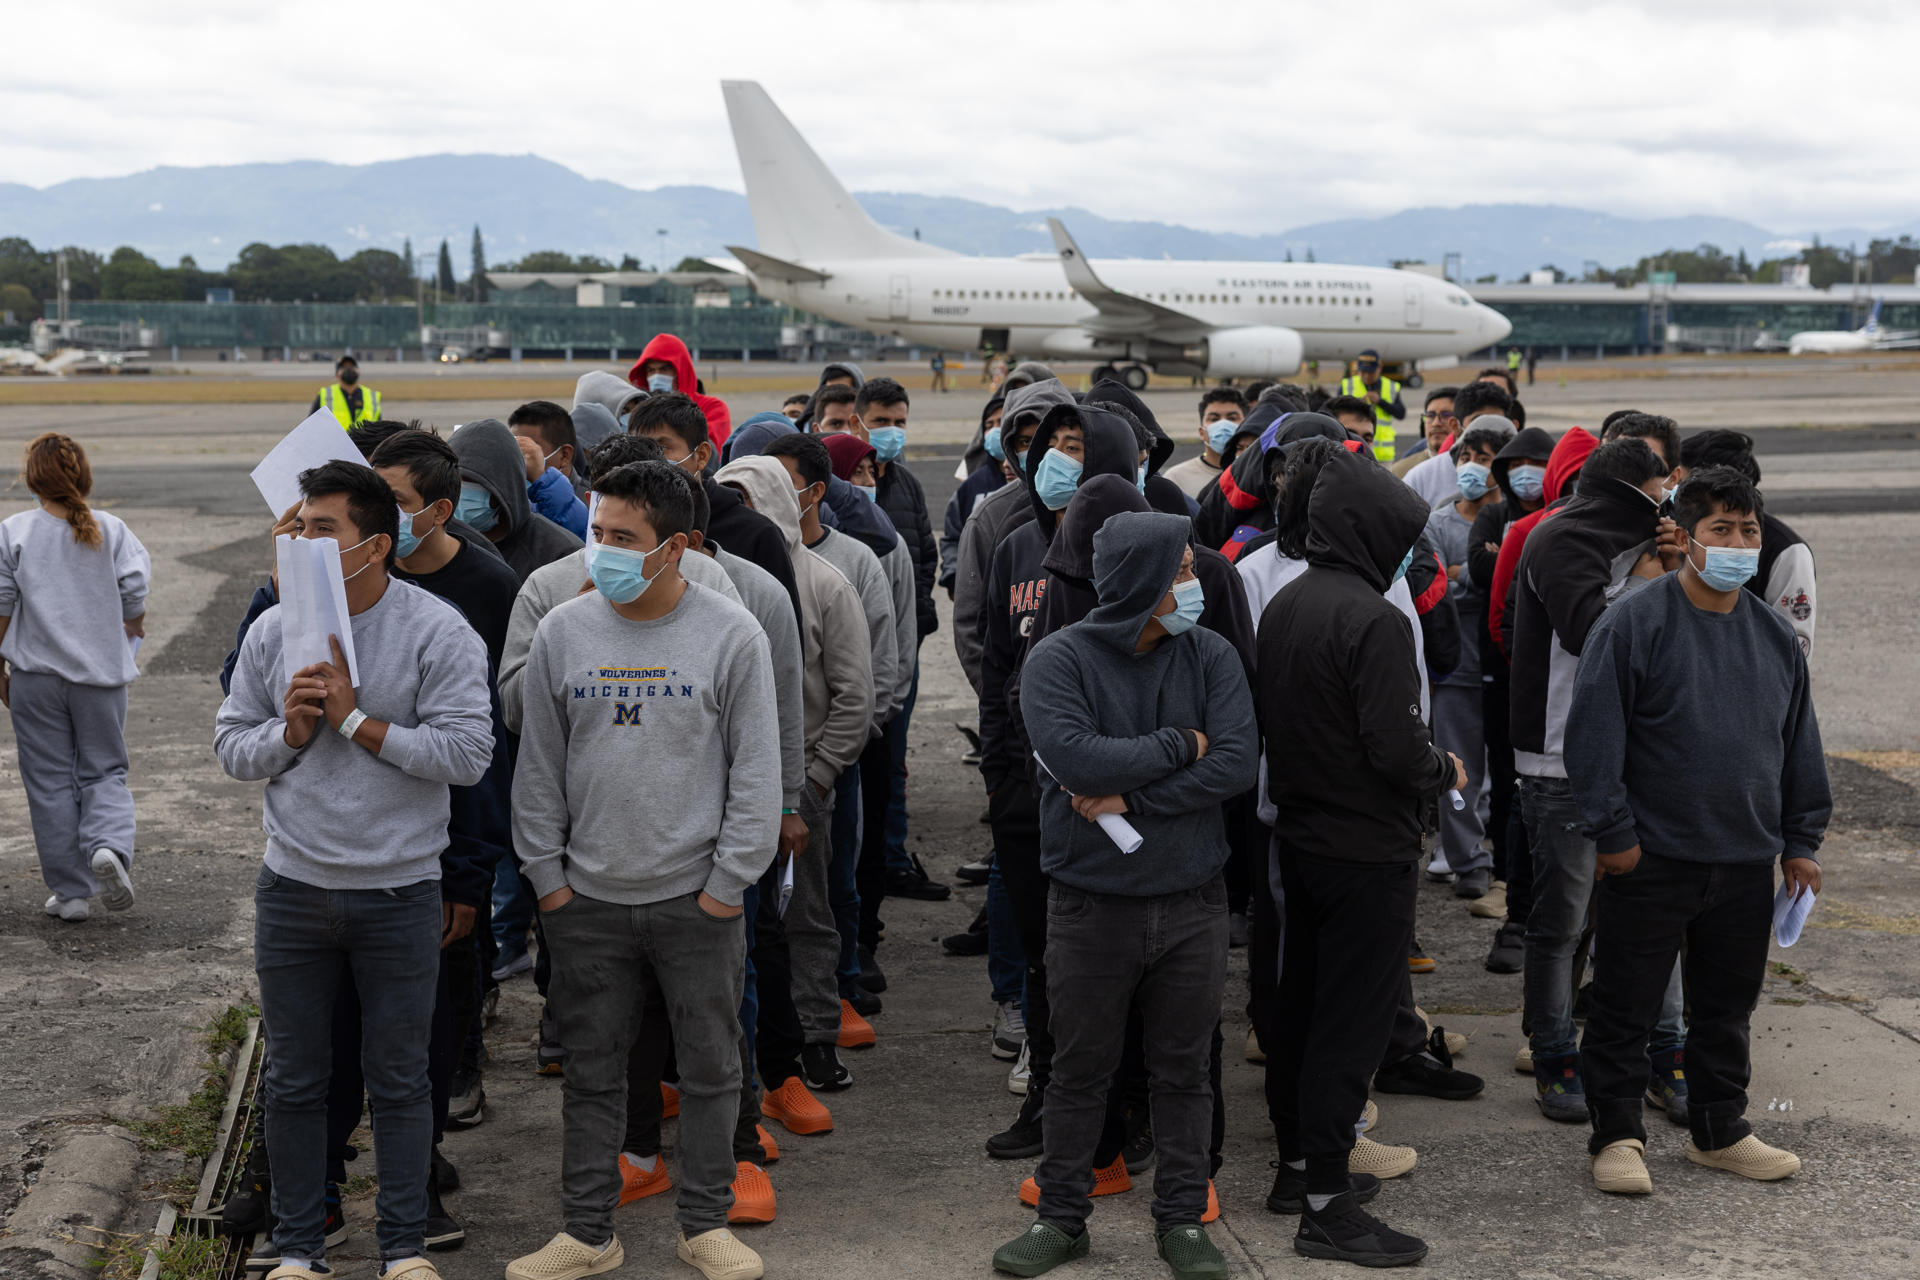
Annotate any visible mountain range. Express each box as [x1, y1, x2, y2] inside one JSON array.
[[2, 154, 1909, 282]]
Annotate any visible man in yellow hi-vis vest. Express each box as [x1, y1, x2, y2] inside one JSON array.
[[1337, 349, 1404, 464], [311, 355, 381, 429]]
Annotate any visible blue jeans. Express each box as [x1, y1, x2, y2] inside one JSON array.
[[882, 664, 919, 874], [491, 854, 533, 964], [254, 867, 440, 1264], [1521, 776, 1683, 1059], [829, 769, 864, 995], [987, 853, 1025, 1006]]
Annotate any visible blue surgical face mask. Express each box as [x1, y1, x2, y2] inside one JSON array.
[[618, 411, 631, 430], [647, 372, 675, 394], [1205, 418, 1240, 456], [395, 505, 431, 559], [1456, 461, 1491, 501], [1160, 577, 1206, 635], [1033, 449, 1083, 510], [589, 539, 668, 605], [854, 482, 879, 503], [1690, 542, 1760, 592], [1136, 462, 1149, 493], [1509, 464, 1546, 503], [984, 428, 1005, 462], [868, 427, 906, 462], [455, 482, 497, 532], [1391, 545, 1417, 584]]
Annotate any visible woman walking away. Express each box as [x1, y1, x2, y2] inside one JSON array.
[[0, 434, 149, 923]]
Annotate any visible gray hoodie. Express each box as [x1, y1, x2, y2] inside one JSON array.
[[952, 378, 1077, 691], [452, 418, 582, 583], [572, 370, 642, 421], [713, 456, 874, 792], [1021, 511, 1259, 896], [712, 545, 805, 811]]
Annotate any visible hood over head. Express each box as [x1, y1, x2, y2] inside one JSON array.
[[713, 455, 804, 553], [451, 417, 533, 537], [1001, 378, 1076, 446], [1305, 447, 1433, 592], [1544, 426, 1597, 502], [819, 472, 899, 556], [629, 333, 698, 396], [1220, 400, 1284, 471], [960, 392, 1009, 474], [1000, 360, 1056, 393], [724, 410, 797, 463], [1080, 511, 1194, 654], [570, 403, 620, 462], [1024, 403, 1144, 534], [1044, 473, 1151, 582], [1492, 425, 1558, 496], [1086, 378, 1175, 472], [1220, 409, 1341, 512], [822, 431, 878, 483], [574, 370, 642, 420]]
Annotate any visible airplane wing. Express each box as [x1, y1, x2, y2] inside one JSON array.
[[725, 245, 830, 284], [1046, 218, 1210, 340], [1872, 333, 1920, 350]]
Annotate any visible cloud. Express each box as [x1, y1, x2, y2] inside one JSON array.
[[2, 0, 1912, 232]]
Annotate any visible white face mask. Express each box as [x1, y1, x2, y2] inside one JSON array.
[[323, 533, 380, 581]]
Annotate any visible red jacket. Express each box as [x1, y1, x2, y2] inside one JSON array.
[[629, 333, 731, 449], [1488, 427, 1595, 658]]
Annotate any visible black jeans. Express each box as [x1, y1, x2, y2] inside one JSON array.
[[749, 856, 808, 1089], [990, 777, 1054, 1098], [1038, 875, 1228, 1230], [624, 1000, 764, 1164], [855, 725, 896, 953], [1582, 851, 1773, 1155], [1482, 670, 1518, 884], [1268, 847, 1418, 1194]]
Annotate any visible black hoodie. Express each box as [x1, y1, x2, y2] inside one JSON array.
[[876, 457, 938, 638], [451, 418, 583, 584], [1467, 425, 1557, 594], [1084, 378, 1193, 516], [1257, 450, 1452, 862], [1193, 408, 1348, 555], [940, 395, 1007, 592], [977, 404, 1140, 792], [1022, 511, 1260, 895]]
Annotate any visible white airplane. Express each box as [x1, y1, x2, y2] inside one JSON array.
[[720, 81, 1511, 389], [1785, 298, 1920, 355]]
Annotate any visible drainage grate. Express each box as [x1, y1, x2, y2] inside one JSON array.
[[139, 1018, 265, 1280]]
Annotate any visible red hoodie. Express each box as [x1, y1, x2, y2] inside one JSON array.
[[629, 333, 732, 449], [1488, 427, 1596, 658]]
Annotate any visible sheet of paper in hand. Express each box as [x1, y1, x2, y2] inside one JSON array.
[[1772, 879, 1816, 948], [250, 409, 369, 517], [276, 534, 361, 687]]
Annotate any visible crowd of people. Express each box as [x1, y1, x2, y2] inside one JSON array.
[[0, 337, 1831, 1280]]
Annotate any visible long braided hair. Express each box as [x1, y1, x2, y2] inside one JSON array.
[[23, 433, 102, 549]]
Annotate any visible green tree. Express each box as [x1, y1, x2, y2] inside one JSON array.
[[229, 243, 357, 302], [345, 249, 411, 300], [470, 225, 488, 303], [0, 282, 36, 323], [402, 236, 414, 280], [100, 246, 178, 301], [618, 254, 642, 271], [436, 240, 456, 297], [501, 250, 614, 272], [672, 256, 724, 273]]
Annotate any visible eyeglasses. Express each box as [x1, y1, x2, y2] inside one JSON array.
[[1422, 410, 1458, 423]]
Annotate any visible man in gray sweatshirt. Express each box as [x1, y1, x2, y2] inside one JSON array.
[[508, 461, 780, 1280], [996, 511, 1258, 1280], [215, 462, 494, 1280]]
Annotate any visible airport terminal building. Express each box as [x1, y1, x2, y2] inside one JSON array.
[[56, 274, 1920, 365]]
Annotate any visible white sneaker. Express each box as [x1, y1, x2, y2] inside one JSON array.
[[992, 1000, 1025, 1060], [45, 894, 89, 923], [91, 848, 134, 912], [1426, 851, 1454, 881], [1007, 1039, 1031, 1095]]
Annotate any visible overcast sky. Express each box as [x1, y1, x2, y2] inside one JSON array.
[[6, 0, 1909, 234]]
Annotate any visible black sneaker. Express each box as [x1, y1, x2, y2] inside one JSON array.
[[220, 1115, 272, 1236], [942, 928, 990, 957], [1266, 1164, 1381, 1215], [424, 1159, 465, 1252], [1373, 1029, 1484, 1101], [243, 1236, 280, 1272], [431, 1145, 461, 1194], [801, 1042, 853, 1092], [885, 858, 951, 902], [1572, 981, 1594, 1022], [446, 1067, 485, 1130], [985, 1087, 1045, 1160], [323, 1184, 349, 1248], [956, 859, 992, 885], [845, 985, 883, 1017], [1452, 867, 1493, 899], [1645, 1046, 1689, 1126], [536, 1005, 564, 1076], [856, 946, 888, 994], [1227, 912, 1249, 949], [480, 985, 499, 1027], [1295, 1190, 1428, 1266], [1121, 1112, 1155, 1174], [1484, 920, 1524, 974]]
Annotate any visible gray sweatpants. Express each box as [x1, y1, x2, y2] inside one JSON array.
[[1432, 682, 1490, 874], [544, 890, 746, 1241], [788, 780, 843, 1045], [9, 672, 134, 901]]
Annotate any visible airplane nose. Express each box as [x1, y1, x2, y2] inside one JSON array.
[[1481, 305, 1513, 347]]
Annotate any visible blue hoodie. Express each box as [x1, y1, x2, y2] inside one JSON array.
[[1020, 511, 1260, 895]]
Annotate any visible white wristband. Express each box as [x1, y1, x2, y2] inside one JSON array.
[[337, 708, 369, 741]]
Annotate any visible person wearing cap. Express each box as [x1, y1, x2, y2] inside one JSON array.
[[1336, 350, 1404, 466], [312, 355, 382, 430]]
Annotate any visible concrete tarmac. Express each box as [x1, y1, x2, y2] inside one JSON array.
[[0, 363, 1917, 1279]]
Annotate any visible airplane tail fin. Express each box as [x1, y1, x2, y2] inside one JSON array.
[[1866, 297, 1882, 333], [721, 81, 950, 264]]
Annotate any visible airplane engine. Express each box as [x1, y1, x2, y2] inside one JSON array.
[[1192, 326, 1305, 378]]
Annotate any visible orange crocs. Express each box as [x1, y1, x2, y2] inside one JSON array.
[[759, 1077, 833, 1136], [1018, 1155, 1133, 1207], [838, 1000, 877, 1050], [617, 1153, 671, 1206], [727, 1161, 776, 1225]]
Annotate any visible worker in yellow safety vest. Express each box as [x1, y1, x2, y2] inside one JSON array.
[[311, 354, 382, 429], [1337, 349, 1404, 464]]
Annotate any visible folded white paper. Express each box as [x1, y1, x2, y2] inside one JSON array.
[[251, 409, 368, 517], [275, 534, 361, 687], [1772, 880, 1816, 948], [777, 853, 795, 920], [1446, 788, 1465, 811], [1034, 753, 1146, 855]]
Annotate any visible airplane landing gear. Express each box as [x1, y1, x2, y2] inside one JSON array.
[[1121, 363, 1149, 391]]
